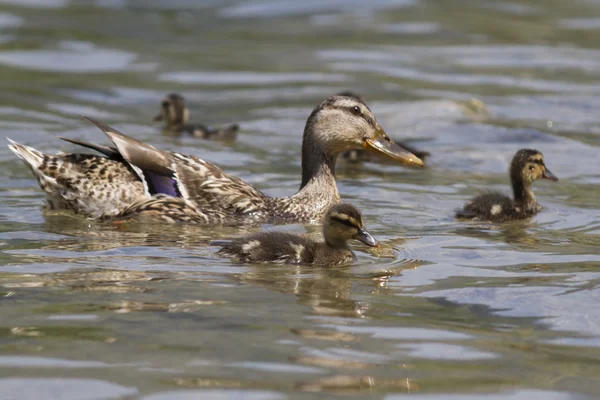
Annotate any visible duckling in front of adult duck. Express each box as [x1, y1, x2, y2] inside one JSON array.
[[216, 203, 378, 266], [456, 149, 558, 222], [153, 93, 239, 140], [8, 95, 424, 224]]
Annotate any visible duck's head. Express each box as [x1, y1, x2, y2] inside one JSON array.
[[323, 203, 379, 248], [153, 93, 189, 127], [304, 95, 424, 167], [510, 149, 558, 185]]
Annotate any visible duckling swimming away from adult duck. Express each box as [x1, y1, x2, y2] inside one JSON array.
[[456, 149, 558, 222], [153, 93, 239, 140], [216, 203, 378, 266], [337, 91, 430, 164], [8, 95, 423, 224]]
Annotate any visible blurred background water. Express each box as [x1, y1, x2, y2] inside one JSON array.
[[0, 0, 599, 399]]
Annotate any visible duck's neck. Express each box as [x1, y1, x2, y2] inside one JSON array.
[[324, 235, 349, 249], [512, 176, 536, 208], [299, 135, 339, 197]]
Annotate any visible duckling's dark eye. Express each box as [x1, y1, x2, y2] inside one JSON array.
[[162, 101, 169, 108], [351, 106, 361, 116], [529, 165, 535, 171]]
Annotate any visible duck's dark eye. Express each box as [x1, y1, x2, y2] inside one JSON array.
[[351, 106, 361, 115], [162, 101, 169, 108], [529, 165, 535, 171]]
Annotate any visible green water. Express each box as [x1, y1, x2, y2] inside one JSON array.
[[0, 0, 599, 399]]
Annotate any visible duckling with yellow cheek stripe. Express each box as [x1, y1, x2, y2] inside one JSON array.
[[216, 203, 378, 266], [456, 149, 558, 222], [153, 93, 239, 140]]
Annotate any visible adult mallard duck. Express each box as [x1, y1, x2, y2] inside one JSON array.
[[216, 203, 378, 266], [153, 93, 239, 140], [456, 149, 558, 222], [337, 91, 430, 164], [8, 95, 423, 224]]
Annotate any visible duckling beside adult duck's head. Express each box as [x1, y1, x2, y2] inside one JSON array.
[[456, 149, 558, 222], [215, 203, 378, 266]]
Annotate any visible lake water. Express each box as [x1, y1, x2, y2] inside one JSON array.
[[0, 0, 599, 399]]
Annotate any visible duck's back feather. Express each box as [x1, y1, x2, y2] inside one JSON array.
[[114, 194, 227, 224]]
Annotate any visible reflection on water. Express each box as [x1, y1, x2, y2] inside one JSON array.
[[0, 0, 599, 398]]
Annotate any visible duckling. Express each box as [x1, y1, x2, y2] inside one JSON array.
[[153, 93, 239, 140], [216, 203, 378, 266], [337, 91, 430, 164], [8, 95, 423, 224], [456, 149, 558, 222]]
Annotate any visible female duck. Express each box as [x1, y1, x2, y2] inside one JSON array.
[[8, 95, 423, 224], [217, 203, 378, 266], [456, 149, 558, 222], [153, 93, 239, 140]]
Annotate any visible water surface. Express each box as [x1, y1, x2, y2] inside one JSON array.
[[0, 0, 599, 399]]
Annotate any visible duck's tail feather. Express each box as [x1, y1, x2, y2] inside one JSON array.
[[59, 136, 122, 160], [7, 138, 45, 169], [82, 116, 173, 177]]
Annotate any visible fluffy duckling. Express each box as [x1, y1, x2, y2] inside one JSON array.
[[337, 91, 430, 163], [456, 149, 558, 222], [216, 203, 378, 266], [153, 93, 239, 140]]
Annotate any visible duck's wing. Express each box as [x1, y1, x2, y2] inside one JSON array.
[[113, 194, 228, 224], [84, 116, 267, 216]]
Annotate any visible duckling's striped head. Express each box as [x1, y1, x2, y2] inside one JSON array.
[[511, 149, 558, 184], [323, 203, 378, 248], [153, 93, 189, 127]]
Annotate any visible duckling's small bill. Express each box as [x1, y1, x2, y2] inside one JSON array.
[[353, 228, 379, 247], [542, 169, 558, 181]]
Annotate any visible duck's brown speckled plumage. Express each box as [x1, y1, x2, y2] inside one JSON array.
[[153, 93, 239, 140], [456, 149, 558, 222], [217, 203, 378, 266], [8, 95, 423, 224], [8, 140, 144, 219]]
